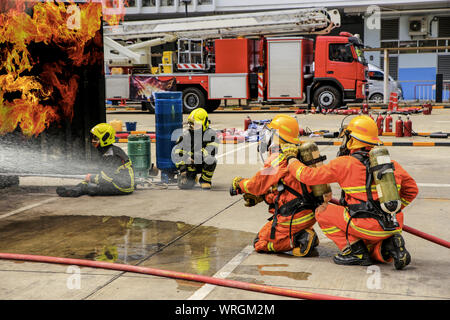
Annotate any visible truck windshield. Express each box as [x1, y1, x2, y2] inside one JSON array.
[[354, 45, 367, 65]]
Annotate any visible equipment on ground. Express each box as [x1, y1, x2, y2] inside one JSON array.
[[385, 112, 393, 133], [128, 134, 151, 179], [376, 113, 384, 136], [404, 116, 412, 137], [154, 91, 183, 183], [104, 8, 368, 113], [395, 116, 404, 137]]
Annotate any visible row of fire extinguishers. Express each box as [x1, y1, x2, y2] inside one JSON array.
[[375, 112, 413, 137]]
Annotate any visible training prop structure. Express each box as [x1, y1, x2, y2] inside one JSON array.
[[0, 1, 108, 176]]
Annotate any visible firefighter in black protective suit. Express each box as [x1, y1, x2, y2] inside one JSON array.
[[56, 123, 135, 197], [172, 108, 219, 190]]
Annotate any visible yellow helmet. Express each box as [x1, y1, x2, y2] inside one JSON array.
[[187, 108, 209, 131], [346, 115, 382, 150], [267, 114, 300, 144], [90, 123, 116, 147]]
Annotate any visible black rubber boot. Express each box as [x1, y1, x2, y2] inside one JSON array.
[[56, 186, 84, 197], [382, 234, 411, 270], [333, 240, 372, 266], [292, 229, 320, 257], [177, 172, 195, 189], [56, 182, 88, 198]]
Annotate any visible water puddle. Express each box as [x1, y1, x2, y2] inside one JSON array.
[[257, 264, 311, 281], [233, 264, 312, 282], [0, 215, 256, 292]]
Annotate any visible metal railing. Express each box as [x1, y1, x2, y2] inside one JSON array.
[[414, 82, 450, 101]]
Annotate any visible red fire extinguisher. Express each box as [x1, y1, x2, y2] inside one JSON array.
[[385, 113, 393, 133], [376, 113, 384, 136], [244, 116, 252, 131], [395, 116, 404, 137], [404, 115, 412, 137], [369, 113, 374, 120], [362, 103, 369, 114]]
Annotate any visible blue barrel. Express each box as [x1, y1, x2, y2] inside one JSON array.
[[154, 91, 183, 171], [125, 121, 137, 131]]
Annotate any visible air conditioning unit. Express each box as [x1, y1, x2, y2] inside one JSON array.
[[409, 16, 428, 36]]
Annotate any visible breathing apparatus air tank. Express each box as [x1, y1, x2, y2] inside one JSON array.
[[369, 147, 401, 215], [298, 141, 331, 197]]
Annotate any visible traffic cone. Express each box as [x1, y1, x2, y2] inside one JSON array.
[[391, 92, 398, 111]]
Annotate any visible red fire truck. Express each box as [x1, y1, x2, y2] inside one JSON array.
[[104, 8, 368, 113]]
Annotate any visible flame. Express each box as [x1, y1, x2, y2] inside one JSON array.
[[101, 0, 128, 27], [0, 0, 107, 137]]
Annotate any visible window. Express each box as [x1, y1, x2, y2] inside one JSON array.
[[142, 0, 156, 7], [438, 16, 450, 37], [438, 55, 450, 80], [161, 0, 174, 6], [369, 71, 384, 81], [381, 19, 399, 40], [380, 56, 398, 80], [329, 44, 354, 63], [198, 0, 212, 4]]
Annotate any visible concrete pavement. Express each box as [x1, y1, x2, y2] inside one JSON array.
[[0, 109, 449, 301]]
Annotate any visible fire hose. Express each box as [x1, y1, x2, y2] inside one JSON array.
[[0, 252, 355, 300], [329, 198, 450, 249]]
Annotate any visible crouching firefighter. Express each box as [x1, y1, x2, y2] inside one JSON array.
[[284, 115, 418, 269], [230, 115, 324, 256], [172, 108, 219, 190], [56, 123, 135, 197]]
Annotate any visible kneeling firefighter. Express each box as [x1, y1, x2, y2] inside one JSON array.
[[172, 108, 219, 190], [230, 115, 328, 256], [283, 115, 418, 269], [56, 123, 135, 197]]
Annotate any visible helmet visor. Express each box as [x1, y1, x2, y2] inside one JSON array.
[[258, 126, 281, 163]]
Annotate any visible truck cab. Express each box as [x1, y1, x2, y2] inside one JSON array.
[[310, 32, 368, 109]]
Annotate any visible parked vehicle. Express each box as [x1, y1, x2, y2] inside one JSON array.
[[367, 64, 403, 102], [104, 9, 368, 113]]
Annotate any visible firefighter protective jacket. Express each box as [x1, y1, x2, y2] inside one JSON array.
[[173, 128, 219, 166], [88, 144, 135, 193], [238, 152, 316, 225], [288, 153, 418, 210]]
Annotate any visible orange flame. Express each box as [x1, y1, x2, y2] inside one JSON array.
[[0, 0, 107, 137]]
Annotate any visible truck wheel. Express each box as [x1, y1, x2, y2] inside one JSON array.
[[313, 86, 341, 109], [182, 87, 205, 113], [141, 100, 155, 114], [369, 93, 383, 103], [205, 99, 221, 113]]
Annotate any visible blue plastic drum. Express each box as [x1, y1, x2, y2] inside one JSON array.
[[154, 92, 183, 171]]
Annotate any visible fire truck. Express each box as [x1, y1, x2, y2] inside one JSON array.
[[104, 8, 368, 113]]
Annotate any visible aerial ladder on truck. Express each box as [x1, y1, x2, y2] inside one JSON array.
[[103, 8, 368, 113], [104, 8, 340, 70]]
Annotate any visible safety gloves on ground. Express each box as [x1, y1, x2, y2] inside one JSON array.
[[243, 193, 264, 207], [280, 143, 299, 162], [230, 176, 244, 196]]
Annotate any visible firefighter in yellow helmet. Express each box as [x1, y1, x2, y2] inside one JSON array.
[[230, 115, 323, 256], [284, 115, 418, 269], [172, 108, 219, 190], [56, 123, 135, 197]]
